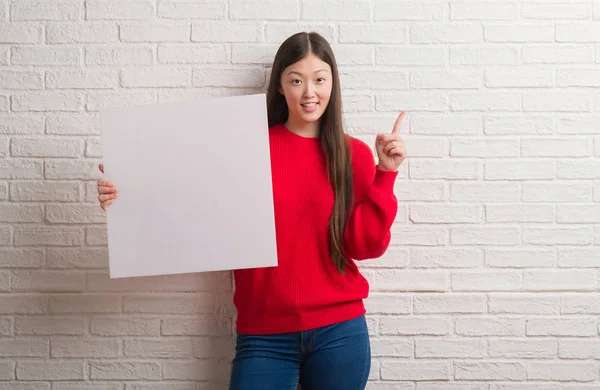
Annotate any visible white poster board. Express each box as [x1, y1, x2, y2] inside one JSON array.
[[100, 93, 278, 278]]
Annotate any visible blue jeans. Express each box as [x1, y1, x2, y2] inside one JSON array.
[[229, 315, 371, 390]]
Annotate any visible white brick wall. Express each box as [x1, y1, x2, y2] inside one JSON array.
[[1, 0, 600, 388]]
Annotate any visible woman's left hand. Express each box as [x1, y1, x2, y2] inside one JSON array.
[[375, 111, 407, 171]]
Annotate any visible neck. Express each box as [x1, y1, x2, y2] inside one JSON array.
[[284, 118, 320, 138]]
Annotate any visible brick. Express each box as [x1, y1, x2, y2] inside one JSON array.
[[523, 45, 593, 64], [86, 138, 102, 157], [524, 91, 592, 112], [452, 271, 521, 291], [559, 248, 600, 267], [527, 362, 597, 381], [0, 271, 8, 291], [0, 249, 44, 267], [192, 21, 260, 43], [158, 1, 225, 19], [524, 270, 596, 291], [485, 68, 553, 87], [265, 23, 336, 43], [451, 92, 520, 111], [54, 384, 121, 390], [231, 44, 281, 64], [331, 44, 374, 65], [0, 225, 10, 245], [302, 0, 369, 20], [391, 227, 448, 246], [86, 226, 107, 245], [192, 68, 264, 88], [489, 294, 559, 315], [560, 339, 600, 359], [486, 249, 556, 268], [0, 71, 43, 89], [455, 317, 525, 337], [451, 227, 519, 245], [450, 47, 518, 65], [16, 361, 85, 380], [410, 23, 482, 44], [341, 70, 407, 92], [557, 159, 600, 179], [364, 269, 447, 292], [0, 317, 12, 335], [451, 2, 517, 20], [371, 338, 412, 358], [0, 383, 48, 390], [10, 181, 79, 202], [125, 384, 197, 390], [121, 23, 190, 43], [90, 362, 161, 380], [231, 0, 297, 20], [411, 69, 481, 89], [46, 69, 117, 89], [51, 338, 119, 357], [45, 160, 99, 179], [12, 270, 85, 292], [485, 115, 553, 135], [47, 113, 99, 135], [91, 316, 161, 336], [340, 25, 408, 44], [485, 160, 554, 180], [558, 69, 600, 87], [455, 362, 526, 381], [0, 339, 48, 357], [11, 138, 82, 158], [158, 44, 228, 64], [558, 205, 600, 223], [486, 205, 554, 223], [0, 204, 42, 222], [0, 182, 6, 200], [411, 114, 481, 135], [86, 45, 153, 65], [411, 248, 482, 268], [489, 339, 557, 359], [523, 138, 591, 157], [381, 361, 449, 381], [450, 182, 519, 202], [0, 115, 44, 134], [86, 1, 154, 19], [123, 294, 231, 314], [557, 22, 600, 42], [85, 90, 156, 111], [380, 317, 450, 336], [121, 67, 189, 88], [416, 339, 485, 358], [47, 22, 117, 43], [163, 360, 230, 381], [49, 294, 120, 314], [12, 92, 83, 112], [562, 294, 600, 314], [409, 204, 481, 223], [558, 115, 600, 134], [15, 317, 84, 335], [88, 271, 231, 293], [376, 46, 445, 66], [414, 294, 485, 314], [374, 1, 444, 21], [161, 317, 231, 336], [523, 227, 594, 245], [394, 181, 444, 202], [523, 181, 592, 202], [0, 24, 42, 43], [451, 138, 519, 157], [363, 293, 411, 314], [379, 92, 447, 112], [125, 338, 192, 358], [522, 3, 590, 20], [11, 0, 81, 21], [417, 384, 487, 390], [485, 24, 554, 43], [0, 295, 47, 314], [342, 93, 373, 112], [0, 45, 6, 65]]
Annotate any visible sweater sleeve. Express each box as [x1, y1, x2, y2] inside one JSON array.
[[343, 138, 399, 260]]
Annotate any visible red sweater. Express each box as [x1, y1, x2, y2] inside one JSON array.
[[233, 123, 398, 334]]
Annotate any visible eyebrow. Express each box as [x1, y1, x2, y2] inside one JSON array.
[[286, 69, 330, 77]]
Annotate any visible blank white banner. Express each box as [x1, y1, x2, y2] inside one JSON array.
[[100, 93, 278, 279]]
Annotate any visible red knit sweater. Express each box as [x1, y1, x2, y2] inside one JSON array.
[[233, 123, 398, 334]]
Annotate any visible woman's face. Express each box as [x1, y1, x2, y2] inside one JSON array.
[[279, 52, 333, 127]]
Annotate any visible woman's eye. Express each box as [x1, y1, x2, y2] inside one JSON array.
[[292, 79, 301, 84], [317, 78, 325, 83]]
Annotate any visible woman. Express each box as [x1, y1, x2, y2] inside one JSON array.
[[97, 32, 406, 390]]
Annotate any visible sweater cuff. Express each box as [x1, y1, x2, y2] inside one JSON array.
[[373, 166, 398, 193]]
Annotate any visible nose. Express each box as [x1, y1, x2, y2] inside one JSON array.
[[303, 82, 315, 98]]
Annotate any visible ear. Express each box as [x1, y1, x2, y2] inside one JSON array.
[[278, 87, 284, 95]]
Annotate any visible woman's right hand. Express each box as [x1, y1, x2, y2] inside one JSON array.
[[97, 164, 118, 211]]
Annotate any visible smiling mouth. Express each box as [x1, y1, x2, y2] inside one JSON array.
[[301, 102, 318, 108]]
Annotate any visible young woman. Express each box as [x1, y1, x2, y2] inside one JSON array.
[[97, 32, 406, 390]]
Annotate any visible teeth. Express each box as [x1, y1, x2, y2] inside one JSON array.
[[302, 103, 316, 107]]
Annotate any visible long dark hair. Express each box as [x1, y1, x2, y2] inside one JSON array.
[[266, 32, 354, 274]]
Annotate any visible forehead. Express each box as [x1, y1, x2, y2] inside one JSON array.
[[283, 53, 331, 75]]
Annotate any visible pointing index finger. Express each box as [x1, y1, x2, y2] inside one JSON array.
[[392, 111, 406, 135]]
